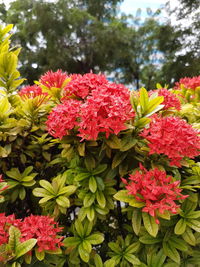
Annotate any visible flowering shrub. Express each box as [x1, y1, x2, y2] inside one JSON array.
[[0, 24, 200, 267]]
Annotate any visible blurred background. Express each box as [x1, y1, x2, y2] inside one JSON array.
[[0, 0, 199, 89]]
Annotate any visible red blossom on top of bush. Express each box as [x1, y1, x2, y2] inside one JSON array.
[[46, 99, 81, 139], [20, 215, 63, 252], [62, 73, 108, 99], [175, 76, 200, 90], [46, 74, 135, 140], [122, 164, 188, 223], [39, 70, 68, 89], [141, 115, 200, 166], [78, 82, 134, 140], [150, 88, 181, 110]]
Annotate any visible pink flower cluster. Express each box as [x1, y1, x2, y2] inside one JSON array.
[[63, 73, 108, 99], [141, 115, 200, 166], [149, 88, 181, 110], [46, 73, 135, 140], [39, 70, 68, 89], [0, 214, 63, 254], [175, 76, 200, 90], [122, 164, 188, 223]]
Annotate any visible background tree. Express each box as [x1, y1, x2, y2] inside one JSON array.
[[157, 0, 200, 85], [0, 0, 165, 89]]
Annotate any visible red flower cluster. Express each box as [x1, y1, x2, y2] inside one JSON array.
[[122, 165, 188, 223], [141, 115, 200, 166], [78, 83, 133, 140], [0, 213, 21, 246], [175, 76, 200, 90], [63, 73, 108, 99], [20, 215, 63, 252], [46, 99, 80, 139], [0, 214, 63, 253], [46, 73, 135, 140], [19, 85, 47, 99], [18, 85, 49, 105], [39, 70, 68, 89], [150, 88, 181, 110]]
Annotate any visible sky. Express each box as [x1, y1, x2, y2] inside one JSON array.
[[121, 0, 167, 15]]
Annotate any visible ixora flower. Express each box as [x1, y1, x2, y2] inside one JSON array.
[[46, 99, 81, 139], [175, 76, 200, 90], [39, 69, 69, 89], [0, 213, 21, 246], [149, 88, 181, 111], [78, 82, 135, 140], [0, 214, 63, 253], [141, 115, 200, 167], [62, 72, 108, 100], [122, 165, 188, 224], [20, 215, 63, 252], [46, 74, 135, 140], [19, 85, 48, 99]]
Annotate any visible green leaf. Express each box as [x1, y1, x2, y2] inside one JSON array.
[[92, 164, 107, 175], [139, 87, 149, 113], [63, 237, 81, 247], [108, 242, 121, 254], [182, 227, 196, 246], [132, 208, 142, 235], [168, 237, 187, 251], [124, 254, 141, 265], [35, 248, 45, 261], [58, 185, 77, 196], [163, 241, 180, 264], [120, 135, 137, 151], [84, 154, 96, 171], [89, 176, 97, 193], [139, 234, 162, 244], [75, 172, 91, 182], [125, 242, 140, 254], [56, 196, 70, 208], [94, 254, 103, 267], [8, 226, 21, 251], [96, 190, 106, 208], [142, 213, 159, 237], [75, 220, 84, 237], [105, 135, 121, 149], [112, 152, 127, 169], [151, 249, 166, 267], [15, 239, 37, 259], [174, 218, 186, 235], [87, 207, 95, 221], [39, 180, 55, 195], [78, 243, 90, 262], [187, 219, 200, 232], [86, 233, 104, 245], [83, 193, 95, 207], [33, 188, 51, 197]]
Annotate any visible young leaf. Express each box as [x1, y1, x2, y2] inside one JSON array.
[[15, 239, 37, 259], [142, 213, 159, 237]]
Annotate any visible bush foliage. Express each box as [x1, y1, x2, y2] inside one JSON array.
[[0, 24, 200, 267]]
